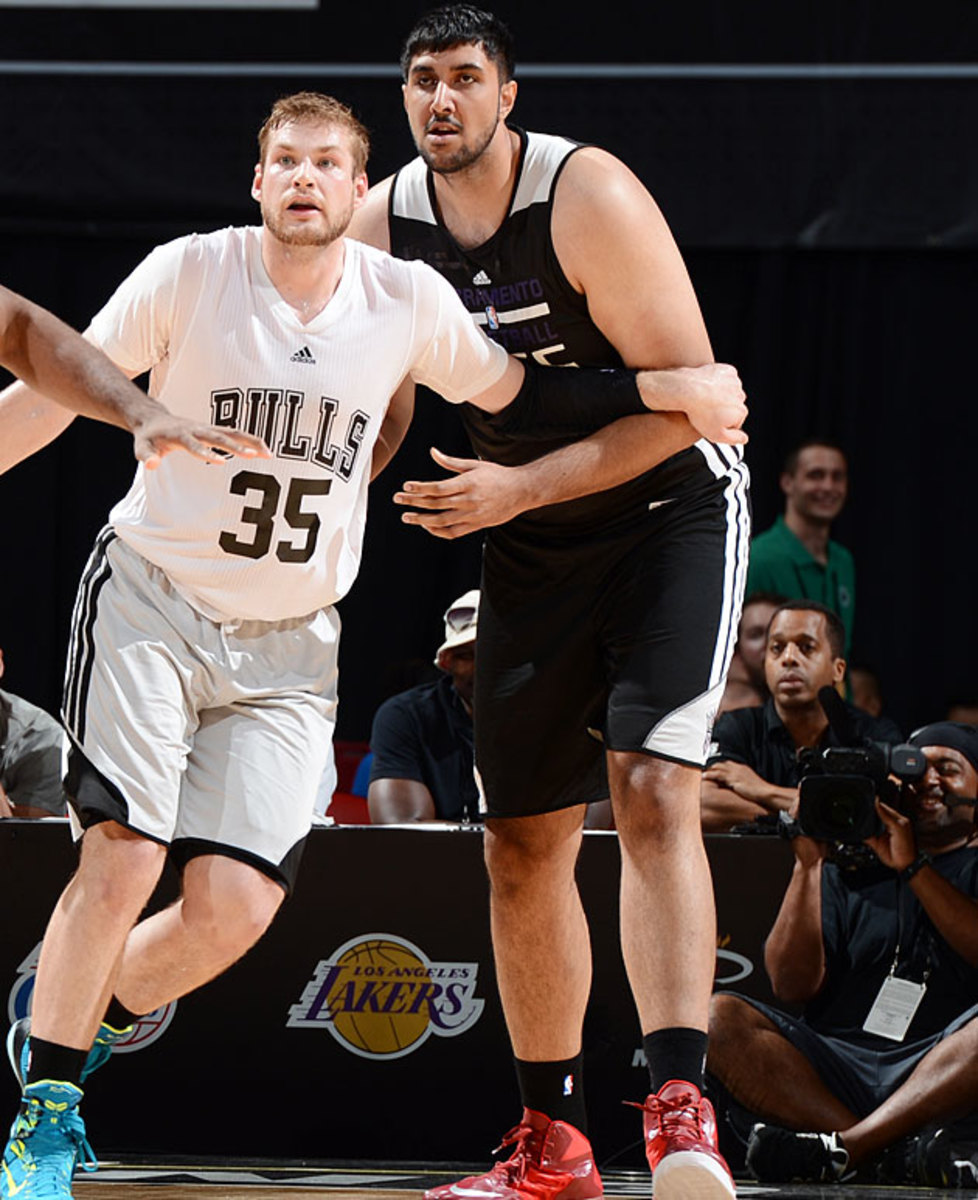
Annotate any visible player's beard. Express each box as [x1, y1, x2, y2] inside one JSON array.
[[263, 198, 355, 247], [417, 106, 500, 176]]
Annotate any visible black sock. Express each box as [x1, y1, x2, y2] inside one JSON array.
[[514, 1054, 587, 1132], [26, 1038, 88, 1089], [643, 1027, 708, 1093], [102, 997, 141, 1031]]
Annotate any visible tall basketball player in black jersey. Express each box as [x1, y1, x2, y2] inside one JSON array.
[[350, 9, 750, 1198]]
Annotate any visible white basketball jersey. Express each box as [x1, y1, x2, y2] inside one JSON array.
[[88, 228, 507, 621]]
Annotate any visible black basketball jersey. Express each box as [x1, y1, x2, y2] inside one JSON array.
[[388, 127, 723, 536]]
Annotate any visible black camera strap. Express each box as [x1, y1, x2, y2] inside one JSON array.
[[891, 874, 938, 984], [862, 876, 935, 1041]]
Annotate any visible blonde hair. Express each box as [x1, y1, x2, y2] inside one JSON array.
[[257, 92, 370, 175]]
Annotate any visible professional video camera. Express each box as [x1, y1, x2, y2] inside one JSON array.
[[796, 687, 927, 842]]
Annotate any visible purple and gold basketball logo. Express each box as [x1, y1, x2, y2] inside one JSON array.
[[287, 933, 484, 1060]]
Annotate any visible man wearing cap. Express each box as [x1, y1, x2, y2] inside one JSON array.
[[707, 722, 978, 1186], [367, 590, 480, 824]]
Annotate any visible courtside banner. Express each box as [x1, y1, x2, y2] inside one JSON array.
[[0, 822, 791, 1165]]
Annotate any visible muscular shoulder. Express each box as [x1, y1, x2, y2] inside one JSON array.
[[556, 145, 654, 209], [347, 176, 394, 252], [548, 144, 711, 365], [552, 148, 666, 264]]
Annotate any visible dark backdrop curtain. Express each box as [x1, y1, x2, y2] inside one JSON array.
[[2, 1, 975, 737]]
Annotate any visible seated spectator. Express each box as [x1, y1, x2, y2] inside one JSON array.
[[702, 601, 901, 833], [718, 591, 785, 715], [707, 721, 978, 1187], [849, 663, 885, 719], [0, 644, 65, 818], [367, 589, 480, 824], [747, 438, 854, 655]]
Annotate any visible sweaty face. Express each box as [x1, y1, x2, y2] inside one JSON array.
[[737, 600, 779, 687], [253, 120, 365, 247], [908, 745, 978, 839], [403, 44, 513, 175], [764, 609, 845, 709], [781, 446, 848, 525]]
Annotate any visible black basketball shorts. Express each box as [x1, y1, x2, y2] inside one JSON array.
[[474, 449, 750, 818]]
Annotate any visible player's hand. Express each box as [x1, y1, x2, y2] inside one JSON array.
[[394, 447, 533, 539], [638, 363, 748, 445], [132, 416, 271, 470]]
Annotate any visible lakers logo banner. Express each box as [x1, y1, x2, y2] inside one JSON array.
[[287, 934, 485, 1059]]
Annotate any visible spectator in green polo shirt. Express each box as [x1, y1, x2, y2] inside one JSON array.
[[746, 439, 855, 655]]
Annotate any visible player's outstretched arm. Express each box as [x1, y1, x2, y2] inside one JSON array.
[[0, 286, 270, 473]]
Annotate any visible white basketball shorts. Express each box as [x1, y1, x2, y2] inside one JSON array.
[[62, 529, 338, 889]]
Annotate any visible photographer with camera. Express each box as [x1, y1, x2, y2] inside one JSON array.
[[707, 721, 978, 1186], [702, 601, 900, 832]]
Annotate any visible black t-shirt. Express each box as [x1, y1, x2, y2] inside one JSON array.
[[806, 845, 978, 1046], [368, 675, 478, 822], [708, 698, 904, 787]]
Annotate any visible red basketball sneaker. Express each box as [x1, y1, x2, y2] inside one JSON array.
[[635, 1081, 735, 1199], [424, 1108, 602, 1200]]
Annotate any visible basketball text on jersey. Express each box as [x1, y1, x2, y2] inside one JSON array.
[[210, 388, 368, 481], [287, 933, 484, 1060]]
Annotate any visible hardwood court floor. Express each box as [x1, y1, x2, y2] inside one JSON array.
[[70, 1162, 976, 1199]]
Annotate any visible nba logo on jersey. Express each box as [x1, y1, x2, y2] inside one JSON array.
[[486, 305, 500, 331]]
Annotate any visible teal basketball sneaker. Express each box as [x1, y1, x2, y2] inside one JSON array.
[[1, 1081, 96, 1198]]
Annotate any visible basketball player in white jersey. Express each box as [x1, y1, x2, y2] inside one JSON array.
[[348, 8, 748, 1198], [0, 91, 745, 1200], [0, 283, 267, 469]]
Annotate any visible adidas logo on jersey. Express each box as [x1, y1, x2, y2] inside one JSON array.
[[471, 269, 492, 286], [290, 346, 316, 364]]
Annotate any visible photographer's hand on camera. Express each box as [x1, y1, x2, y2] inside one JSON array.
[[864, 797, 917, 873]]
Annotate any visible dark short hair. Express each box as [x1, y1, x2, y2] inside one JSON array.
[[742, 589, 787, 611], [781, 437, 847, 477], [768, 599, 846, 659], [400, 5, 515, 82]]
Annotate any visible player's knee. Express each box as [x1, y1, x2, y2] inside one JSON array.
[[181, 863, 283, 957], [75, 827, 165, 917], [610, 754, 701, 843], [484, 816, 580, 896], [217, 900, 279, 957]]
